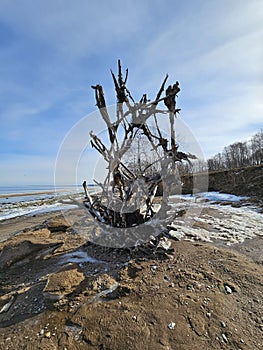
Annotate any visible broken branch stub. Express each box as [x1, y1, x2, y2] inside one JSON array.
[[84, 60, 196, 232]]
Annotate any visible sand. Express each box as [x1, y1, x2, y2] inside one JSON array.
[[0, 203, 262, 350], [0, 191, 56, 199]]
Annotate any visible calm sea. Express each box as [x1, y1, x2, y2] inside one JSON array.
[[0, 184, 80, 196], [0, 184, 96, 221]]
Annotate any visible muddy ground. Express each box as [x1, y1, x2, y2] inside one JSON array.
[[0, 206, 262, 350]]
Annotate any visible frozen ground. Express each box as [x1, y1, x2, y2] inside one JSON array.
[[168, 192, 263, 245], [1, 191, 262, 248]]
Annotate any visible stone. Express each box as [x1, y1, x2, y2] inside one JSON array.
[[0, 241, 61, 269], [43, 268, 85, 301], [157, 237, 172, 250], [168, 322, 175, 330], [0, 294, 16, 313], [45, 331, 51, 339], [46, 217, 70, 233], [222, 334, 228, 343], [225, 285, 232, 294], [150, 265, 158, 273]]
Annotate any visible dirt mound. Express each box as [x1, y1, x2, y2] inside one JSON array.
[[182, 165, 263, 203], [209, 165, 263, 200], [0, 212, 262, 349]]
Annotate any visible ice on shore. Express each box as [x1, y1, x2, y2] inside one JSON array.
[[1, 190, 262, 247], [59, 250, 102, 264], [168, 195, 263, 245], [0, 192, 82, 221], [196, 191, 249, 202]]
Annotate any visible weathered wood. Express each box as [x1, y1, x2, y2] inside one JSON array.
[[82, 181, 93, 205], [83, 60, 195, 228]]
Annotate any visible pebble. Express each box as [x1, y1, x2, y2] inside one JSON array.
[[168, 322, 175, 330], [221, 321, 226, 328], [39, 329, 45, 336], [222, 333, 228, 343], [45, 331, 51, 339], [225, 285, 232, 294], [150, 265, 158, 273], [206, 313, 211, 318]]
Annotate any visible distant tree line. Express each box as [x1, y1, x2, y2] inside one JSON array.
[[125, 129, 263, 177], [176, 129, 263, 175], [207, 129, 263, 171]]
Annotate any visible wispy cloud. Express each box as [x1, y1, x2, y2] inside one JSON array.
[[0, 0, 262, 184]]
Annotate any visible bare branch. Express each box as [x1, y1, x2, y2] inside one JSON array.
[[154, 74, 168, 105]]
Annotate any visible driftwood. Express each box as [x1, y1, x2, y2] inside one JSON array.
[[83, 60, 196, 228]]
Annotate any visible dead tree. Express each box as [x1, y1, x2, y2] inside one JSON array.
[[83, 60, 196, 228]]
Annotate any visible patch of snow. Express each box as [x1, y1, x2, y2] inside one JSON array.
[[197, 192, 249, 202], [169, 195, 263, 245]]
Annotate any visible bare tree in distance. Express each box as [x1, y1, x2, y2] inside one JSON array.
[[207, 129, 263, 171]]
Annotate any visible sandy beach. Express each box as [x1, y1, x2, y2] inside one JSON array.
[[0, 199, 262, 349], [0, 191, 56, 199]]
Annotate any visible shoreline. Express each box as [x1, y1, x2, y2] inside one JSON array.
[[0, 191, 56, 199], [0, 209, 262, 349]]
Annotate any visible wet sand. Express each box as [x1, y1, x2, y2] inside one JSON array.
[[0, 191, 55, 199]]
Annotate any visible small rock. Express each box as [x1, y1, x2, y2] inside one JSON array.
[[43, 268, 85, 301], [45, 331, 51, 339], [39, 329, 45, 336], [150, 265, 158, 273], [206, 313, 211, 318], [222, 333, 228, 343], [157, 237, 171, 250], [221, 321, 226, 328], [46, 217, 70, 232], [224, 285, 232, 294], [168, 322, 175, 330]]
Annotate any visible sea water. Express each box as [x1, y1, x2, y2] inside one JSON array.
[[0, 184, 97, 221]]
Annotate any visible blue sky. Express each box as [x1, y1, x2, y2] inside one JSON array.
[[0, 0, 262, 185]]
